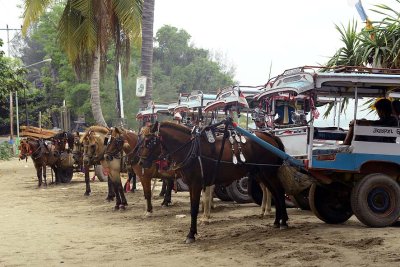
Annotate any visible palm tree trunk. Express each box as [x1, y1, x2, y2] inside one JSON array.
[[90, 47, 107, 127], [140, 0, 155, 107]]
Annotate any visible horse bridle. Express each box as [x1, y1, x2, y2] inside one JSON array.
[[104, 135, 125, 160]]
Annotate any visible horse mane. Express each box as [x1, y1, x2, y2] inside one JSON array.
[[160, 121, 191, 135], [81, 125, 109, 141], [258, 131, 285, 152]]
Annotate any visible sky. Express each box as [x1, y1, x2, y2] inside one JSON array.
[[0, 0, 397, 84]]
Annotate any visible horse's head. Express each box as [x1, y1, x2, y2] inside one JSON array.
[[72, 132, 83, 163], [137, 122, 161, 168], [82, 130, 103, 165], [104, 127, 126, 161], [18, 139, 32, 160]]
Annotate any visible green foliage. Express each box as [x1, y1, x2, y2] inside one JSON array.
[[152, 25, 235, 103], [0, 142, 13, 160], [0, 39, 28, 98]]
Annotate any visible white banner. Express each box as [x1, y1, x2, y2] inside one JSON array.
[[136, 76, 147, 97]]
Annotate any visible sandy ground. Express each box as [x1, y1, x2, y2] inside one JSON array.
[[1, 158, 400, 267]]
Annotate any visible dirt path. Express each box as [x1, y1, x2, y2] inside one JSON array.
[[1, 158, 400, 266]]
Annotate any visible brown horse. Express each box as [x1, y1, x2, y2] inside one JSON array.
[[19, 138, 59, 187], [81, 126, 114, 199], [138, 121, 287, 243], [104, 127, 175, 214]]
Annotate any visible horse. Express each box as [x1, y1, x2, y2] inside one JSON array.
[[80, 126, 115, 200], [51, 132, 74, 152], [104, 127, 175, 213], [19, 138, 60, 187], [138, 121, 287, 243]]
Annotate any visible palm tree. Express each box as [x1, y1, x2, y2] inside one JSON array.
[[22, 0, 142, 127], [325, 20, 364, 68], [140, 0, 155, 108]]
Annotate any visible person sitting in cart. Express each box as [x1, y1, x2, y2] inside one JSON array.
[[343, 98, 398, 145]]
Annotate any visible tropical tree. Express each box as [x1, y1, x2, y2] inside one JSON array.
[[140, 0, 155, 108], [0, 39, 27, 98], [22, 0, 142, 127]]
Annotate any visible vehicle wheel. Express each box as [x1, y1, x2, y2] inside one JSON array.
[[176, 178, 189, 192], [247, 176, 263, 206], [214, 185, 232, 201], [351, 173, 400, 227], [57, 167, 73, 183], [226, 177, 252, 204], [290, 188, 311, 210], [309, 182, 353, 224], [94, 165, 107, 182]]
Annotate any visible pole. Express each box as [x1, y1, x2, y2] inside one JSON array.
[[39, 111, 42, 128], [24, 86, 28, 126], [15, 92, 19, 138], [118, 63, 124, 120]]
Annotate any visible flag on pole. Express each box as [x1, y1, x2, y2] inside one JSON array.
[[355, 0, 368, 21]]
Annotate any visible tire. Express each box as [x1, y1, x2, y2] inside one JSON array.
[[176, 178, 189, 192], [290, 188, 311, 210], [226, 177, 252, 204], [57, 167, 73, 183], [214, 184, 232, 201], [351, 173, 400, 227], [94, 165, 107, 182], [309, 182, 353, 224], [247, 176, 263, 206]]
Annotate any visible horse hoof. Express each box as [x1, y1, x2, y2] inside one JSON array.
[[119, 205, 126, 210], [106, 196, 114, 202], [114, 206, 119, 211], [280, 225, 288, 230], [273, 223, 280, 228], [185, 237, 195, 244], [84, 192, 90, 196], [144, 211, 152, 217], [200, 219, 210, 225]]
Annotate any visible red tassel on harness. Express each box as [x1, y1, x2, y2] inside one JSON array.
[[125, 180, 131, 192], [91, 175, 96, 182]]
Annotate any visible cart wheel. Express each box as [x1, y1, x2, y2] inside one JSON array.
[[214, 185, 232, 201], [247, 176, 263, 206], [94, 165, 107, 182], [351, 173, 400, 227], [226, 177, 252, 204], [57, 167, 73, 183], [176, 178, 189, 192], [290, 188, 311, 210], [309, 183, 353, 224]]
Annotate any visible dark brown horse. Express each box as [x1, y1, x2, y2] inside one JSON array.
[[19, 138, 59, 187], [104, 127, 175, 214], [138, 121, 287, 243]]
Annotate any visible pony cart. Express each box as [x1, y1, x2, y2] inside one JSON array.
[[19, 126, 75, 185], [232, 66, 400, 227]]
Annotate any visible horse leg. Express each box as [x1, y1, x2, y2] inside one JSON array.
[[186, 178, 202, 244], [118, 180, 128, 208], [140, 173, 153, 216], [106, 176, 115, 201], [108, 173, 122, 210], [161, 177, 173, 207], [200, 185, 214, 224], [159, 179, 167, 197], [42, 166, 47, 187], [259, 183, 272, 217], [35, 164, 42, 188], [84, 165, 91, 196]]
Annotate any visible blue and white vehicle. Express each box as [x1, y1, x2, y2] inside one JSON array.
[[233, 66, 400, 227]]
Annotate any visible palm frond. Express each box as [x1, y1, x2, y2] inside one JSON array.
[[22, 0, 53, 35]]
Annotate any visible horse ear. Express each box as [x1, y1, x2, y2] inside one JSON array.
[[151, 121, 159, 133]]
